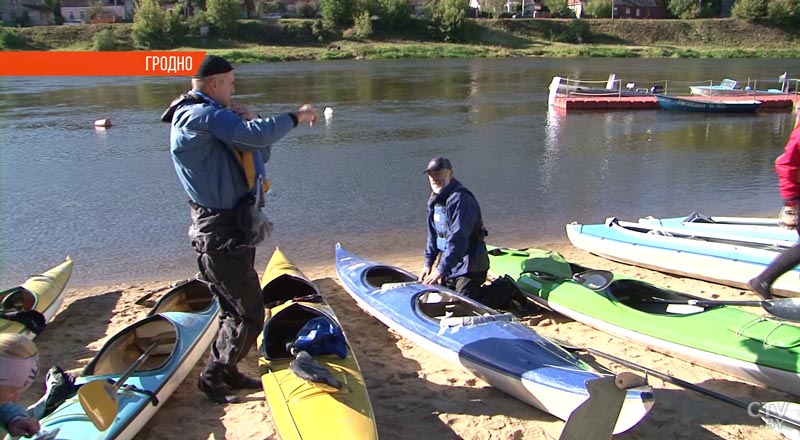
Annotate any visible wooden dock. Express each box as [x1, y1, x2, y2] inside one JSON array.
[[551, 93, 800, 112]]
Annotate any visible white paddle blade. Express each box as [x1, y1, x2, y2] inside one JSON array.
[[759, 401, 800, 439], [78, 380, 119, 431]]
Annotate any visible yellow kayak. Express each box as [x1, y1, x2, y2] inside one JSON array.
[[0, 257, 73, 338], [258, 248, 378, 440]]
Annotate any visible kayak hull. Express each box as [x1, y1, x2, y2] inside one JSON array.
[[0, 257, 73, 337], [335, 244, 654, 434], [38, 279, 220, 440], [488, 246, 800, 396], [258, 248, 377, 440], [566, 218, 800, 296], [639, 213, 794, 242]]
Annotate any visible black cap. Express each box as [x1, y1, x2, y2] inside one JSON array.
[[424, 156, 452, 173], [193, 55, 233, 78]]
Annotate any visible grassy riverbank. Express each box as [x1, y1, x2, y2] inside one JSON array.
[[3, 18, 800, 61]]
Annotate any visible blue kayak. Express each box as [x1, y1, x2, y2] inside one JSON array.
[[36, 279, 220, 440], [567, 217, 800, 296], [639, 212, 795, 243], [334, 244, 654, 434]]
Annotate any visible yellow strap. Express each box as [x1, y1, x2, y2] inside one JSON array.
[[236, 151, 257, 189]]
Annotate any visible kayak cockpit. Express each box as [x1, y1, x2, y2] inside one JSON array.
[[364, 266, 415, 288], [261, 303, 344, 360], [0, 287, 36, 312], [149, 279, 215, 315], [606, 279, 712, 315], [85, 316, 177, 376], [416, 290, 512, 325]]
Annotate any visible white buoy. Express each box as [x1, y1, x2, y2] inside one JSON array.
[[323, 107, 333, 120], [94, 118, 112, 128]]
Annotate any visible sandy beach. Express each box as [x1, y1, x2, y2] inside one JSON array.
[[20, 239, 794, 440]]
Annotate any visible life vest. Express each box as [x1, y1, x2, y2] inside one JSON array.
[[233, 150, 271, 204], [433, 203, 448, 252]]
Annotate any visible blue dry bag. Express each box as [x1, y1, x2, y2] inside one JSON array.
[[293, 316, 348, 359]]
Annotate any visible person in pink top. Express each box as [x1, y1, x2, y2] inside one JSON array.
[[749, 115, 800, 299]]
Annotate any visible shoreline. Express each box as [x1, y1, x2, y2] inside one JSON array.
[[22, 240, 790, 439]]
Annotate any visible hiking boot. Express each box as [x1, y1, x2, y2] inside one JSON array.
[[221, 370, 261, 390], [748, 278, 773, 300], [198, 376, 240, 404]]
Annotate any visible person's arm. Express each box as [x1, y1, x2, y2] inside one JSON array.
[[420, 208, 439, 281], [210, 104, 317, 153], [776, 124, 800, 203], [0, 402, 35, 434], [436, 194, 478, 278], [210, 109, 296, 152]]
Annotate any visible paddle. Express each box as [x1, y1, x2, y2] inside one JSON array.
[[78, 336, 163, 431], [646, 297, 800, 322], [554, 338, 800, 434], [528, 262, 800, 322]]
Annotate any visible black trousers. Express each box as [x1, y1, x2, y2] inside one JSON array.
[[197, 247, 265, 378], [754, 230, 800, 288], [444, 271, 488, 300]]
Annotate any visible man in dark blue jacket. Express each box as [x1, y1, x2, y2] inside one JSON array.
[[164, 55, 317, 404], [419, 157, 489, 299]]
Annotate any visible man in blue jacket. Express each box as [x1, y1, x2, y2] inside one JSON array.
[[419, 157, 489, 299], [163, 55, 317, 404]]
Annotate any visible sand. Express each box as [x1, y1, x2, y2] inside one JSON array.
[[21, 240, 793, 440]]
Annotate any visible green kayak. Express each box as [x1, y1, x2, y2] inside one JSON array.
[[487, 245, 800, 396]]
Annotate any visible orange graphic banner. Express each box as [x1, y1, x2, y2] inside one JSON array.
[[0, 51, 207, 76]]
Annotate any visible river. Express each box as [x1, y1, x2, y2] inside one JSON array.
[[2, 57, 799, 287]]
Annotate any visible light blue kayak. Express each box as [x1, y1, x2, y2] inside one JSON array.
[[639, 212, 796, 243], [567, 217, 800, 296], [334, 244, 654, 435], [34, 279, 220, 440]]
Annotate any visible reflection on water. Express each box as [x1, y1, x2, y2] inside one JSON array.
[[2, 58, 800, 287]]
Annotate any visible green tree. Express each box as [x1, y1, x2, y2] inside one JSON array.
[[132, 0, 166, 47], [321, 0, 355, 27], [730, 0, 766, 21], [582, 0, 611, 18], [667, 0, 701, 18], [206, 0, 240, 35], [93, 27, 116, 50], [543, 0, 571, 17], [377, 0, 410, 30], [430, 0, 467, 41], [352, 10, 372, 38], [767, 0, 799, 24]]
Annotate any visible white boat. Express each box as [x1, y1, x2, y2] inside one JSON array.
[[638, 213, 794, 242], [566, 217, 800, 297]]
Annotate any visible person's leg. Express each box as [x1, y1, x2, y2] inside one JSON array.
[[749, 233, 800, 299], [197, 248, 265, 403], [451, 272, 487, 300]]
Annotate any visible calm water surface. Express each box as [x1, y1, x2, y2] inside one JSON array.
[[2, 57, 800, 287]]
